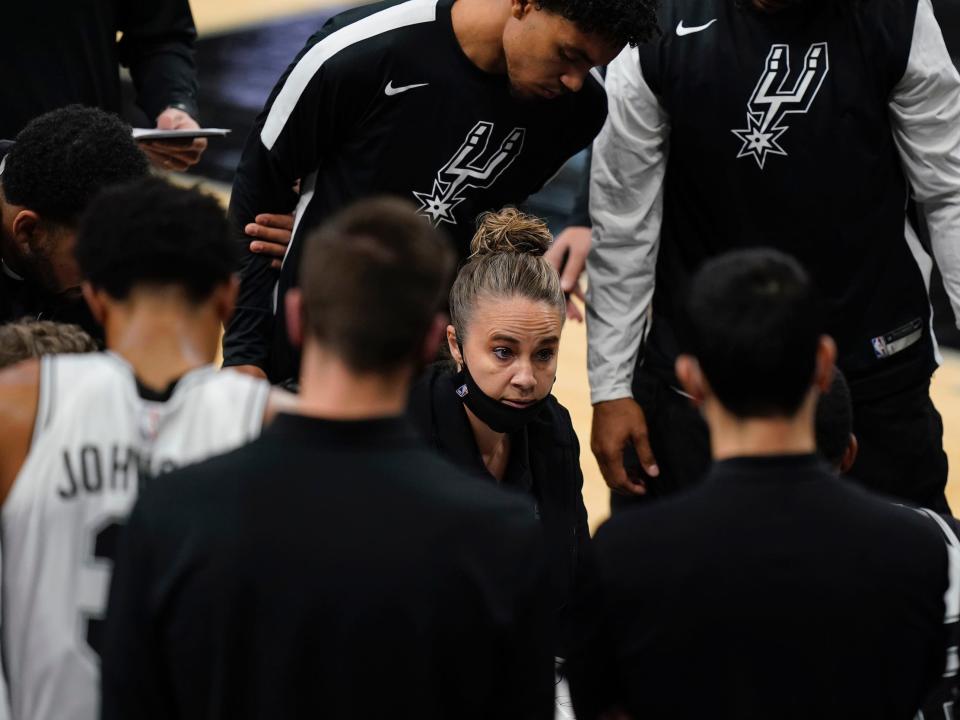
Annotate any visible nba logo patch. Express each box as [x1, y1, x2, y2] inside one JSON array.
[[871, 335, 889, 359], [456, 384, 469, 398], [139, 407, 162, 441]]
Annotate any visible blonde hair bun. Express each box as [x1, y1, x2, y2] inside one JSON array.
[[470, 207, 552, 258]]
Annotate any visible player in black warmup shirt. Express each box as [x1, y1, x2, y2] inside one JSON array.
[[223, 0, 658, 383], [565, 249, 959, 720], [103, 199, 555, 720], [586, 0, 960, 513]]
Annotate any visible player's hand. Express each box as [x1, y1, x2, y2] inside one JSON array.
[[227, 364, 268, 381], [246, 213, 295, 270], [545, 226, 590, 322], [591, 397, 659, 495], [138, 108, 207, 172]]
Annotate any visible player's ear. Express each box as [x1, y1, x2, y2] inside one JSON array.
[[11, 209, 41, 255], [815, 336, 837, 393], [840, 433, 859, 475], [215, 275, 240, 324], [420, 314, 447, 366], [81, 282, 107, 327], [675, 354, 705, 406], [446, 325, 462, 369], [285, 288, 304, 349], [510, 0, 533, 20]]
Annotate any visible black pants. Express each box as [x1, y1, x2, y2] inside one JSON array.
[[611, 374, 950, 515], [610, 372, 711, 513], [848, 380, 950, 514]]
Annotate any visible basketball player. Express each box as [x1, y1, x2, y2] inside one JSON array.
[[565, 249, 959, 719], [0, 178, 284, 720], [0, 105, 149, 336], [102, 198, 555, 720], [222, 0, 659, 383], [584, 0, 960, 512]]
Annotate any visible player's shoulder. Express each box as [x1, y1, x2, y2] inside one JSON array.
[[304, 0, 442, 65]]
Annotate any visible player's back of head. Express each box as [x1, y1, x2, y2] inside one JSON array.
[[681, 248, 822, 418], [297, 197, 455, 373], [1, 105, 149, 226], [76, 177, 237, 303]]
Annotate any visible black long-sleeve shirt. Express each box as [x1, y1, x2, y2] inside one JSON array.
[[0, 0, 199, 138], [102, 413, 555, 720], [223, 0, 606, 381], [566, 454, 956, 719]]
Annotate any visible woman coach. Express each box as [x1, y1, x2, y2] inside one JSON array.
[[409, 208, 589, 652]]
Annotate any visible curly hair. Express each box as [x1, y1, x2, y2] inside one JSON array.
[[534, 0, 660, 47], [0, 320, 98, 369], [77, 177, 237, 302], [1, 105, 149, 225]]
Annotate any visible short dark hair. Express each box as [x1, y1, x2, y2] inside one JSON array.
[[0, 320, 97, 369], [681, 249, 821, 418], [815, 368, 853, 466], [299, 198, 455, 373], [534, 0, 660, 47], [1, 106, 149, 225], [76, 178, 237, 301]]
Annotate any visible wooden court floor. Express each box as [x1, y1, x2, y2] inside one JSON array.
[[189, 0, 960, 532]]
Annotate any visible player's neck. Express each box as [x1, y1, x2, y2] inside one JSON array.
[[705, 394, 818, 461], [451, 0, 510, 74], [296, 341, 412, 421], [105, 300, 220, 393]]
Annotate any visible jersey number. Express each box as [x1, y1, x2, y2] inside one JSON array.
[[82, 520, 123, 659]]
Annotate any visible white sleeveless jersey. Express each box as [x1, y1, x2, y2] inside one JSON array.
[[0, 353, 270, 720]]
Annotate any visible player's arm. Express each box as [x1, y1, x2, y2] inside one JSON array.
[[546, 147, 593, 322], [263, 387, 299, 424], [587, 47, 669, 494], [889, 0, 960, 329], [223, 31, 355, 376], [0, 359, 40, 506]]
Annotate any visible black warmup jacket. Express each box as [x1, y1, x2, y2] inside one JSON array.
[[102, 413, 555, 720], [224, 0, 607, 382], [0, 0, 198, 137], [408, 364, 590, 654], [638, 0, 941, 399], [566, 455, 955, 719]]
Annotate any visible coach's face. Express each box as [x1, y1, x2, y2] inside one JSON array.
[[449, 295, 562, 407], [502, 0, 620, 100]]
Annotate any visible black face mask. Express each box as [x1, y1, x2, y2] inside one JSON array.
[[453, 363, 548, 434]]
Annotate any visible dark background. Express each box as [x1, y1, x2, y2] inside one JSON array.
[[157, 0, 960, 347]]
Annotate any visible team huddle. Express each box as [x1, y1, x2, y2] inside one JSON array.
[[1, 0, 960, 717]]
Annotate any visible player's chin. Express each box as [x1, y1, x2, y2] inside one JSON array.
[[507, 82, 553, 103]]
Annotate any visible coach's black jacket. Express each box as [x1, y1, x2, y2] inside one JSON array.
[[409, 363, 590, 655]]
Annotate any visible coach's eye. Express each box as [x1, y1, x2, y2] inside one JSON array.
[[493, 347, 513, 361]]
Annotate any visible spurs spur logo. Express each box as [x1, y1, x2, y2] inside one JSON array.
[[414, 121, 525, 227], [732, 42, 830, 169]]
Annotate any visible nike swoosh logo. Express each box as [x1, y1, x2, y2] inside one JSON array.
[[385, 81, 429, 96], [676, 19, 718, 36]]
